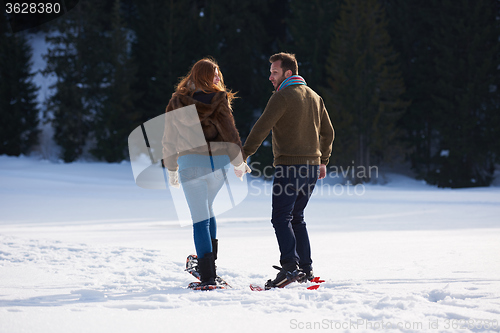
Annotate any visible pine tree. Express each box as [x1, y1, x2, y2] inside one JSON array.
[[90, 0, 138, 162], [427, 0, 500, 187], [324, 0, 408, 183], [263, 0, 289, 52], [285, 0, 340, 91], [43, 0, 111, 162], [0, 31, 39, 156], [382, 0, 438, 177], [130, 0, 199, 125], [128, 0, 272, 171], [383, 0, 500, 187], [196, 0, 270, 133], [205, 0, 287, 173]]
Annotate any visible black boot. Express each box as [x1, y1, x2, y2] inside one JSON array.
[[197, 252, 216, 286], [264, 262, 304, 290], [211, 239, 218, 261], [297, 268, 314, 283]]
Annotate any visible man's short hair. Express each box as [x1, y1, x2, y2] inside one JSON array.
[[269, 52, 298, 75]]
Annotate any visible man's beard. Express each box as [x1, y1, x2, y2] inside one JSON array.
[[275, 75, 287, 89]]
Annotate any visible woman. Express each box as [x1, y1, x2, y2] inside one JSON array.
[[162, 58, 250, 289]]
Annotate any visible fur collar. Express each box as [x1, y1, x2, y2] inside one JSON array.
[[167, 92, 231, 121]]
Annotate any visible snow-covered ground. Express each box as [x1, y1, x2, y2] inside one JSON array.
[[1, 155, 500, 333]]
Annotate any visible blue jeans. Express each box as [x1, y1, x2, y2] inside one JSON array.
[[271, 165, 319, 272], [180, 167, 226, 258]]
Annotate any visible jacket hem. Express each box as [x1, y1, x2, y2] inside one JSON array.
[[273, 156, 321, 166]]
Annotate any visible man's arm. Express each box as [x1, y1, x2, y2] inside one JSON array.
[[319, 98, 334, 166], [243, 93, 286, 160]]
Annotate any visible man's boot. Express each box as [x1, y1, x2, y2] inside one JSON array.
[[264, 262, 304, 290]]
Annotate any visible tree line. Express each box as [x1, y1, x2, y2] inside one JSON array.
[[1, 0, 499, 188]]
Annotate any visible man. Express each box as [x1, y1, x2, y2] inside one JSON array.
[[243, 52, 334, 289]]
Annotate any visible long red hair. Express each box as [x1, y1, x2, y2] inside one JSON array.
[[174, 57, 237, 106]]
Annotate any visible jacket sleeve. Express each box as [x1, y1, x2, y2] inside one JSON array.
[[243, 93, 286, 160], [319, 98, 334, 165], [162, 99, 180, 171], [215, 95, 243, 148], [212, 94, 244, 165]]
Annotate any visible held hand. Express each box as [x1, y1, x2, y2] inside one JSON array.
[[234, 170, 244, 178], [318, 164, 327, 180], [168, 170, 180, 188], [244, 163, 251, 174], [234, 162, 251, 181]]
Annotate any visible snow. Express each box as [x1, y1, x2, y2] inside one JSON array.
[[26, 31, 55, 108], [26, 31, 61, 161], [1, 154, 500, 333]]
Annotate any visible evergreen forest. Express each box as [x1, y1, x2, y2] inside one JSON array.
[[1, 0, 499, 188]]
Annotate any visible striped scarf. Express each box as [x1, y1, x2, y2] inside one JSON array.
[[276, 75, 307, 92]]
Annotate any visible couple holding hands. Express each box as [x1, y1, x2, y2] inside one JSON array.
[[162, 52, 334, 289]]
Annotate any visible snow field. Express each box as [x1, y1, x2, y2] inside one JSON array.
[[1, 155, 500, 333]]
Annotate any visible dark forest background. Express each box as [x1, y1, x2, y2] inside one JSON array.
[[1, 0, 499, 188]]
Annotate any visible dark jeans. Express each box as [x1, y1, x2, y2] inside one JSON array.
[[271, 164, 319, 272]]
